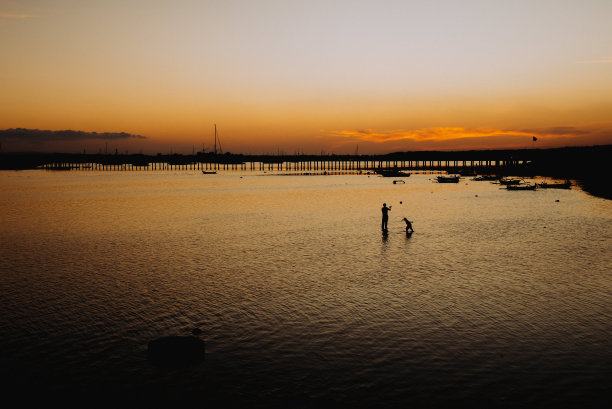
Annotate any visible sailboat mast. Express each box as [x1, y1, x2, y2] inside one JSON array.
[[214, 124, 217, 155]]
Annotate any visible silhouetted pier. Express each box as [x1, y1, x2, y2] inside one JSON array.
[[0, 149, 539, 172], [1, 146, 610, 181]]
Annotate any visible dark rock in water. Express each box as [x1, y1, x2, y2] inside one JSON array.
[[148, 336, 205, 368]]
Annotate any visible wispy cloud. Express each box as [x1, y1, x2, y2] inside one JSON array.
[[0, 128, 147, 143], [576, 58, 612, 64], [326, 127, 534, 144], [320, 126, 607, 153], [324, 126, 601, 147]]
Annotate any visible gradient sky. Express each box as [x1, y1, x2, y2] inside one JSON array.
[[1, 0, 611, 154]]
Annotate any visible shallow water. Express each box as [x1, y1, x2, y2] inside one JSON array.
[[0, 170, 610, 407]]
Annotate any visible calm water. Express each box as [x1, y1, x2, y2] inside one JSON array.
[[1, 170, 610, 407]]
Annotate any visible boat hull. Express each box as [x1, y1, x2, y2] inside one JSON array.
[[506, 185, 537, 190], [437, 176, 460, 183], [499, 178, 523, 185], [537, 182, 570, 189]]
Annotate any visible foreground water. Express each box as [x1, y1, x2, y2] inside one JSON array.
[[0, 170, 610, 407]]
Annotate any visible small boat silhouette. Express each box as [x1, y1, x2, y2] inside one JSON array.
[[437, 175, 460, 183], [537, 181, 571, 189], [506, 184, 537, 190]]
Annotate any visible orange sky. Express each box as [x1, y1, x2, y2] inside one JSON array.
[[1, 0, 611, 154]]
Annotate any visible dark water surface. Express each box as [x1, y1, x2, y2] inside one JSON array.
[[1, 171, 610, 407]]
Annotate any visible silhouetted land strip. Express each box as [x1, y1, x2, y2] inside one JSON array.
[[1, 145, 610, 198]]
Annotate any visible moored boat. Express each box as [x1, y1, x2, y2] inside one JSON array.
[[537, 181, 571, 189], [506, 184, 537, 190], [472, 175, 497, 181], [498, 178, 523, 185], [437, 175, 460, 183]]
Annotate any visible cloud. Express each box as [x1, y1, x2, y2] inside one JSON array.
[[0, 128, 147, 143], [326, 127, 533, 144], [325, 125, 603, 145], [320, 125, 612, 153]]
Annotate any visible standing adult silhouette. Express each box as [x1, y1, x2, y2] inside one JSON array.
[[381, 203, 391, 231]]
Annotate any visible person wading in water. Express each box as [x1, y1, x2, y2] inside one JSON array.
[[403, 217, 414, 233], [381, 203, 391, 231]]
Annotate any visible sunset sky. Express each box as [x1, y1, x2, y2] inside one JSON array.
[[1, 0, 611, 154]]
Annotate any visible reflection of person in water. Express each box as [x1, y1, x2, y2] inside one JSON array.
[[403, 217, 414, 233], [381, 203, 391, 230]]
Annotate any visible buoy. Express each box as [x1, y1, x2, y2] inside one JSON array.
[[148, 336, 205, 368]]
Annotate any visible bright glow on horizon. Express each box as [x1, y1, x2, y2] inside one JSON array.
[[1, 0, 611, 154]]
